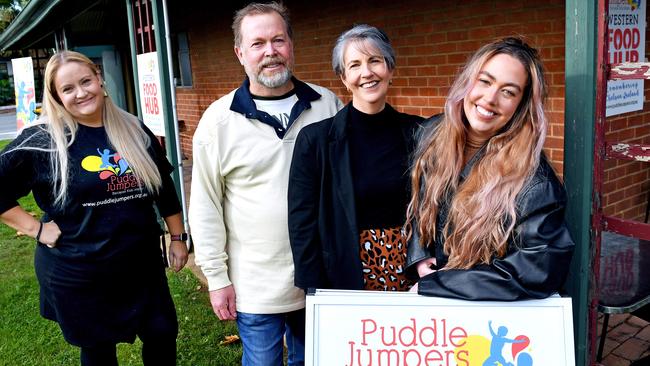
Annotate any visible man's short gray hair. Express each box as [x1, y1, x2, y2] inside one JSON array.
[[332, 24, 396, 77], [232, 2, 292, 47]]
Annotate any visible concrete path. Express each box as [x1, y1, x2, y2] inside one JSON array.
[[0, 110, 17, 140]]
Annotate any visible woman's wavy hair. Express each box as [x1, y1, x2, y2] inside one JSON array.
[[406, 37, 548, 269], [39, 50, 162, 207]]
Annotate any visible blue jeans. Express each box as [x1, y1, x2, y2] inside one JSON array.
[[236, 309, 305, 366]]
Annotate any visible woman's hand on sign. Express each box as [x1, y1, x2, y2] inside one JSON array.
[[409, 282, 418, 293], [416, 257, 437, 278]]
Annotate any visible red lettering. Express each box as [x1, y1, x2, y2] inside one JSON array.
[[632, 28, 640, 48], [380, 325, 397, 346], [402, 349, 422, 366], [143, 82, 158, 96], [377, 349, 399, 365], [418, 324, 437, 347], [455, 350, 470, 366], [444, 350, 455, 366], [398, 318, 418, 347], [346, 341, 354, 366], [623, 29, 632, 49], [423, 349, 443, 365], [361, 319, 377, 346], [448, 327, 467, 347], [441, 318, 448, 347]]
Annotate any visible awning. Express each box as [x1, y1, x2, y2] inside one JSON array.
[[0, 0, 104, 51]]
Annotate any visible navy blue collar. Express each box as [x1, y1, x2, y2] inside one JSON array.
[[230, 77, 322, 138]]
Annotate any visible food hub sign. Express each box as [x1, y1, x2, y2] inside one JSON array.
[[137, 52, 166, 137], [606, 0, 646, 117], [306, 290, 574, 366]]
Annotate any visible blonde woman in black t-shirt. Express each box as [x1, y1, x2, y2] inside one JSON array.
[[0, 51, 188, 366]]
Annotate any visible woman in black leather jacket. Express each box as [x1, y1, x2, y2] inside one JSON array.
[[405, 37, 574, 301]]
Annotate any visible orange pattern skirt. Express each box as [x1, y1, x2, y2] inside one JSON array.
[[359, 226, 413, 291]]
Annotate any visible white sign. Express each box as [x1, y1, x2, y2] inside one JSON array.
[[306, 290, 574, 366], [11, 57, 37, 129], [136, 52, 165, 136], [606, 0, 646, 117]]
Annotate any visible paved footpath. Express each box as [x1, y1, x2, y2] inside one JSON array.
[[0, 107, 17, 140], [598, 313, 650, 365]]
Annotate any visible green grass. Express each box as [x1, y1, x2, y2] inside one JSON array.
[[0, 140, 243, 365]]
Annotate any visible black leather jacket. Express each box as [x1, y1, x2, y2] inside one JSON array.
[[406, 131, 575, 301]]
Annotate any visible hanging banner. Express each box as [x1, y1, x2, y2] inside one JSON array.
[[306, 290, 575, 366], [136, 52, 166, 136], [11, 57, 37, 129], [606, 0, 646, 117]]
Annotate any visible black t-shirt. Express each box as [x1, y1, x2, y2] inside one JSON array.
[[347, 105, 411, 230], [0, 122, 181, 262]]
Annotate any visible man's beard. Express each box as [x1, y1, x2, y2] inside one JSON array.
[[258, 67, 291, 88], [249, 56, 293, 88]]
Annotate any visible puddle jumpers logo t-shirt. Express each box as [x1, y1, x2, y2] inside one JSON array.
[[81, 148, 142, 194], [72, 126, 152, 209]]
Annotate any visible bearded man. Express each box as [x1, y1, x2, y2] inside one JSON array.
[[188, 2, 342, 365]]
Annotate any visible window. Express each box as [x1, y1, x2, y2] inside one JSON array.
[[172, 32, 192, 87]]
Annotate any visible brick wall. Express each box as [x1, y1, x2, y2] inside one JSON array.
[[175, 0, 566, 172]]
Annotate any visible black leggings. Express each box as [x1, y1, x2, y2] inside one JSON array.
[[80, 293, 178, 366], [80, 337, 176, 366], [80, 330, 177, 366]]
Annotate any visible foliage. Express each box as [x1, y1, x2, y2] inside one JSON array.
[[0, 78, 13, 105], [0, 0, 30, 33], [0, 141, 244, 365]]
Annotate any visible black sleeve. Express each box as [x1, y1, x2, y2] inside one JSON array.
[[417, 178, 575, 301], [405, 223, 435, 280], [288, 127, 327, 290], [0, 127, 45, 214], [141, 123, 181, 217]]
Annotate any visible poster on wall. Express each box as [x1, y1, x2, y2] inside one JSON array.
[[306, 290, 574, 366], [11, 57, 37, 130], [606, 0, 646, 117], [136, 52, 166, 137]]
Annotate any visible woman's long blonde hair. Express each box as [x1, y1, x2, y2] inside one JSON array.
[[406, 37, 549, 269], [40, 50, 162, 206]]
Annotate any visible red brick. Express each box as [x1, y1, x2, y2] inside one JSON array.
[[601, 353, 630, 366], [636, 323, 650, 340], [612, 337, 650, 360]]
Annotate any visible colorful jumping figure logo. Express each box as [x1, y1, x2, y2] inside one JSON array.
[[81, 147, 132, 179], [627, 0, 641, 11], [15, 81, 36, 128], [483, 321, 532, 366]]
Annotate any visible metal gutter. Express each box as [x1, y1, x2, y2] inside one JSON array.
[[564, 0, 598, 364], [0, 0, 61, 51]]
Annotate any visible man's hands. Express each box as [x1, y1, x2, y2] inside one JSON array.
[[209, 285, 237, 320]]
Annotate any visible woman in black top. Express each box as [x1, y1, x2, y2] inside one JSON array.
[[0, 51, 188, 365], [288, 24, 424, 291]]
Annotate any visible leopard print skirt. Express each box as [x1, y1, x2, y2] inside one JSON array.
[[359, 226, 413, 291]]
